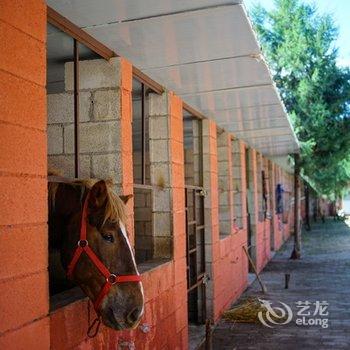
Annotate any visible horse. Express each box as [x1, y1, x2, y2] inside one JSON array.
[[48, 175, 144, 330]]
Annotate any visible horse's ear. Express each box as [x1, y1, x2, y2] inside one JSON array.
[[88, 180, 108, 211], [120, 194, 133, 205]]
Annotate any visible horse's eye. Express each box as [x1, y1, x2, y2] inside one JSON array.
[[103, 234, 114, 243]]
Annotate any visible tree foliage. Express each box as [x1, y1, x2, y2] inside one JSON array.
[[251, 0, 350, 196]]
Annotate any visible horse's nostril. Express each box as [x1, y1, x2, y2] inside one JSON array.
[[126, 307, 142, 325]]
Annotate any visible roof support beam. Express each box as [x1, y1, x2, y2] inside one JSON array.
[[47, 6, 116, 60]]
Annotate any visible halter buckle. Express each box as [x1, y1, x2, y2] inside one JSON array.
[[107, 274, 117, 285], [78, 239, 88, 248]]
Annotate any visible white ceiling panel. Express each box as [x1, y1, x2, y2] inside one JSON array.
[[47, 0, 242, 27], [142, 56, 272, 94], [181, 85, 280, 112], [47, 0, 299, 156], [82, 5, 259, 69]]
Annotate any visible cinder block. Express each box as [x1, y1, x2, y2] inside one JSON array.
[[0, 224, 47, 280], [219, 191, 230, 206], [0, 317, 50, 350], [153, 212, 172, 236], [0, 22, 45, 86], [217, 148, 229, 162], [149, 139, 169, 163], [92, 89, 120, 120], [218, 160, 229, 174], [0, 272, 48, 333], [149, 116, 169, 140], [91, 153, 122, 181], [153, 236, 172, 258], [65, 57, 121, 91], [153, 188, 171, 212], [149, 92, 169, 116], [0, 71, 46, 130], [0, 176, 47, 226], [150, 163, 171, 188], [0, 0, 46, 43], [48, 154, 91, 178], [0, 123, 46, 176], [64, 121, 120, 154], [47, 92, 91, 124], [232, 166, 242, 179], [47, 124, 63, 155]]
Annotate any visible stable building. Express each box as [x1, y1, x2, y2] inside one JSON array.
[[0, 1, 300, 349]]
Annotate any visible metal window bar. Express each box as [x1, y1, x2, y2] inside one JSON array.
[[184, 112, 206, 324], [73, 39, 80, 178]]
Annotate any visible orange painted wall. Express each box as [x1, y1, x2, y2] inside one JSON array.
[[0, 1, 49, 349]]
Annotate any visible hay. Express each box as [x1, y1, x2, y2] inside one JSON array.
[[222, 297, 288, 324], [222, 297, 263, 324]]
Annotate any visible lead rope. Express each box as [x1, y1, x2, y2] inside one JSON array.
[[87, 300, 102, 338]]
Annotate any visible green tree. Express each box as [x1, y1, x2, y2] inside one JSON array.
[[251, 0, 350, 196]]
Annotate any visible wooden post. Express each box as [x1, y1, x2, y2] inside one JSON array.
[[305, 182, 311, 231], [205, 319, 212, 350], [291, 153, 301, 259]]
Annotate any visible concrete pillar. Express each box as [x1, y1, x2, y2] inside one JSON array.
[[202, 119, 219, 319], [231, 139, 247, 231], [246, 148, 259, 267], [148, 92, 185, 260], [217, 131, 234, 237]]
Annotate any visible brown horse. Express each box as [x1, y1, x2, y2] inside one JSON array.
[[48, 177, 144, 330]]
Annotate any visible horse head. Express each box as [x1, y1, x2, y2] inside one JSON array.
[[49, 178, 144, 330]]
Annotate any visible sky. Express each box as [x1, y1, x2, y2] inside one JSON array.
[[243, 0, 350, 67]]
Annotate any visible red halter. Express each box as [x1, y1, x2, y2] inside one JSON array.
[[67, 192, 141, 312]]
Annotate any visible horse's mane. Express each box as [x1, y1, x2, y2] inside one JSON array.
[[48, 170, 127, 224]]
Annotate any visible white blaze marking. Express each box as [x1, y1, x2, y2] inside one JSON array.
[[119, 221, 145, 315]]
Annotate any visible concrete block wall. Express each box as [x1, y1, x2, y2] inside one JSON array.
[[203, 124, 249, 321], [217, 131, 234, 237], [184, 118, 202, 186], [231, 139, 246, 230], [246, 148, 259, 267], [48, 63, 188, 349], [134, 188, 153, 262], [47, 58, 124, 182], [202, 120, 220, 320], [0, 1, 50, 349], [148, 92, 176, 260]]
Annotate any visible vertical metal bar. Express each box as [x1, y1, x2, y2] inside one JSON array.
[[141, 83, 146, 184], [192, 189, 199, 322], [198, 120, 204, 187], [185, 189, 190, 289], [73, 39, 80, 178]]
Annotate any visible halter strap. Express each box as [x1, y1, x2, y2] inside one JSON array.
[[67, 191, 141, 312]]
